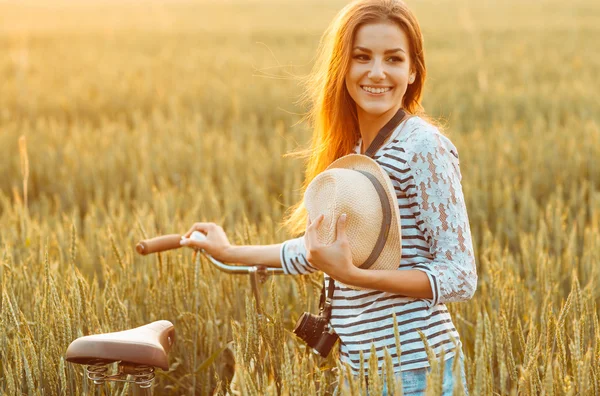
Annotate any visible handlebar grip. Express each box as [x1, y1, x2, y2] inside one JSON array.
[[136, 234, 182, 255]]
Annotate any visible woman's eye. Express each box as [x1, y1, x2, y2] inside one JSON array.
[[353, 55, 403, 62]]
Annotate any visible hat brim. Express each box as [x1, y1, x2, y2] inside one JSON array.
[[325, 154, 402, 290]]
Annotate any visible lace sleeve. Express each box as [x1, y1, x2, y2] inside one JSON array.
[[280, 236, 319, 275], [405, 130, 478, 307]]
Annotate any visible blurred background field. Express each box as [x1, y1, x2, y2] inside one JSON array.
[[1, 0, 599, 394]]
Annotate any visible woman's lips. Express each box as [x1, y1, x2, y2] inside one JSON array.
[[361, 86, 393, 95]]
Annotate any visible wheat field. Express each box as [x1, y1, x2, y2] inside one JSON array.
[[1, 0, 599, 394]]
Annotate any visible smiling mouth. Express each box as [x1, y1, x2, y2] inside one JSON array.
[[361, 86, 393, 94]]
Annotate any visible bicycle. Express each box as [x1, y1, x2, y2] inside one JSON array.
[[65, 231, 284, 394]]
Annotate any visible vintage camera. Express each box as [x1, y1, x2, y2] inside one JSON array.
[[293, 311, 339, 358]]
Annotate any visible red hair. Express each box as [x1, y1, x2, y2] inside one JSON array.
[[281, 0, 428, 236]]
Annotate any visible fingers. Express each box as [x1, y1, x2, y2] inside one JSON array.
[[180, 238, 206, 250], [307, 213, 348, 248], [305, 213, 324, 250], [307, 214, 324, 232], [336, 213, 348, 241], [183, 222, 216, 238]]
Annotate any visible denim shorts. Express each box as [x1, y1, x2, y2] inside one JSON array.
[[334, 351, 468, 396]]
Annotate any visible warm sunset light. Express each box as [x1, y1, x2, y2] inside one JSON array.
[[1, 0, 598, 394]]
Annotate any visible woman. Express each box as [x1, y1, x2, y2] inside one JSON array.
[[181, 0, 477, 394]]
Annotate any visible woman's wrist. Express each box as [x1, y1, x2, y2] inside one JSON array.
[[343, 266, 368, 287], [220, 245, 238, 263]]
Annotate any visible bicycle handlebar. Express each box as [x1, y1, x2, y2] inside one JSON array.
[[136, 234, 181, 255], [135, 232, 285, 275]]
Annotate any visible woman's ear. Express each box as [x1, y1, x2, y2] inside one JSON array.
[[408, 71, 416, 84]]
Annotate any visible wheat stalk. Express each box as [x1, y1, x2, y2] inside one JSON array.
[[18, 135, 29, 210]]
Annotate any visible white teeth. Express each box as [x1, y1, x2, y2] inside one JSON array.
[[362, 86, 392, 94]]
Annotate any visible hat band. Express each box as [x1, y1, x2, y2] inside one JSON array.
[[356, 170, 392, 270]]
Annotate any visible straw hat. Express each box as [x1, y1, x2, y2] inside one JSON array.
[[304, 154, 402, 287]]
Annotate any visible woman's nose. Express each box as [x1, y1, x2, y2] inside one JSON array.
[[368, 59, 386, 80]]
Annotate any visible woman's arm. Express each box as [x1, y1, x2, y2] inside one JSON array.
[[344, 268, 434, 298], [223, 236, 318, 274], [304, 214, 434, 298], [401, 129, 478, 306], [221, 243, 284, 267], [181, 221, 283, 267], [277, 236, 319, 274], [181, 222, 317, 273]]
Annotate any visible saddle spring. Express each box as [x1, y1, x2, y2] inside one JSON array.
[[85, 360, 156, 388]]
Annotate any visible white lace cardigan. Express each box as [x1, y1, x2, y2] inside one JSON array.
[[279, 116, 478, 375]]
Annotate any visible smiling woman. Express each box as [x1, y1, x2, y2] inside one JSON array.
[[276, 3, 476, 392], [182, 0, 476, 394]]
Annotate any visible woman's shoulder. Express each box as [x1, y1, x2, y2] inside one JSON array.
[[402, 116, 459, 161]]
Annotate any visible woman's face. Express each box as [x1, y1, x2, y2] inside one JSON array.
[[345, 21, 414, 118]]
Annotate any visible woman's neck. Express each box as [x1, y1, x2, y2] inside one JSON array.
[[358, 105, 405, 154]]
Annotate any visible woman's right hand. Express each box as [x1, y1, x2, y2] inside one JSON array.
[[180, 222, 233, 262]]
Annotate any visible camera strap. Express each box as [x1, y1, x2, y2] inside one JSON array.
[[317, 107, 407, 321], [319, 277, 336, 321], [364, 107, 406, 157]]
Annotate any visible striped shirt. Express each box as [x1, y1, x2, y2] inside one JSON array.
[[279, 116, 478, 376]]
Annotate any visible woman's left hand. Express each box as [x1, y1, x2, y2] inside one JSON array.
[[304, 213, 358, 284]]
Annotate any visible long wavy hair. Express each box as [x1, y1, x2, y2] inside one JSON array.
[[281, 0, 428, 236]]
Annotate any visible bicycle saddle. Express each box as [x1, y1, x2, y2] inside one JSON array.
[[66, 320, 175, 370]]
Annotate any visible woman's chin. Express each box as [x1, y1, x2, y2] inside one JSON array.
[[356, 104, 395, 117]]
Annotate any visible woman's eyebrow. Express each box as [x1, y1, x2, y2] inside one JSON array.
[[353, 46, 406, 54]]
